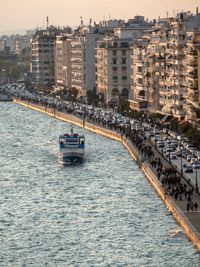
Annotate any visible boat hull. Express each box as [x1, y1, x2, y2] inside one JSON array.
[[59, 152, 84, 164]]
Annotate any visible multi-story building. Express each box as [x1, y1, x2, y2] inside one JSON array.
[[96, 36, 132, 104], [54, 35, 72, 90], [30, 26, 71, 86], [71, 26, 103, 96], [95, 16, 152, 106], [160, 12, 200, 119], [129, 38, 149, 111], [184, 31, 200, 120], [130, 11, 200, 121], [15, 37, 30, 55], [30, 27, 57, 86]]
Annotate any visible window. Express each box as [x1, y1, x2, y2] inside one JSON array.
[[113, 59, 117, 65], [113, 76, 118, 80], [122, 76, 127, 80], [113, 66, 118, 71], [122, 58, 126, 64], [112, 50, 117, 56], [122, 66, 127, 72], [138, 78, 143, 84], [121, 42, 129, 48], [122, 50, 126, 56]]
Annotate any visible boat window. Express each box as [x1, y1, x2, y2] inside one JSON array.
[[80, 138, 84, 145]]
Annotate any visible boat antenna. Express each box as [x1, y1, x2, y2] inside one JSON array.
[[70, 124, 73, 135]]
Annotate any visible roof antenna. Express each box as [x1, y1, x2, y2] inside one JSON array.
[[166, 7, 169, 18], [47, 16, 49, 28], [80, 16, 83, 25]]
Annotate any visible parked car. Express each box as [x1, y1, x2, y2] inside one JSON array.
[[184, 166, 193, 173], [190, 157, 198, 164], [170, 153, 177, 160], [192, 162, 200, 169], [186, 155, 193, 162]]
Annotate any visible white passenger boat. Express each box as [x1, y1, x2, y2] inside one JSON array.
[[58, 127, 85, 164]]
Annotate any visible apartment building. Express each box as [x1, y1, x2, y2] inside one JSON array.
[[96, 19, 151, 106], [71, 26, 103, 96], [129, 11, 200, 120], [30, 27, 58, 86], [54, 35, 72, 90], [184, 31, 200, 120], [129, 38, 149, 111], [96, 37, 132, 104], [30, 26, 71, 86]]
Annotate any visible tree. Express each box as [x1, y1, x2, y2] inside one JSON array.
[[9, 65, 20, 81], [119, 99, 130, 113], [48, 64, 55, 78], [86, 88, 98, 105]]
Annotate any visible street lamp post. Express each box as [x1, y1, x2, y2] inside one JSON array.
[[153, 126, 157, 150], [195, 159, 198, 192], [180, 150, 183, 174], [161, 129, 164, 155], [168, 139, 171, 165]]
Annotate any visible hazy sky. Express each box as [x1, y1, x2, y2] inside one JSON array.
[[1, 0, 199, 33]]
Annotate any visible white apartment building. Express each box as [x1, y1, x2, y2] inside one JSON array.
[[184, 31, 200, 120], [129, 39, 149, 111], [55, 35, 72, 90], [161, 12, 200, 119], [71, 27, 102, 96], [130, 12, 200, 120], [30, 28, 58, 86]]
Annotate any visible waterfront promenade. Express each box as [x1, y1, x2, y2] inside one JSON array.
[[13, 97, 200, 252]]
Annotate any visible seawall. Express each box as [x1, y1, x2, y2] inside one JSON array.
[[142, 163, 200, 251], [13, 98, 200, 252]]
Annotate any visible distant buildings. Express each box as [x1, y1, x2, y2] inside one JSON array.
[[30, 26, 71, 86], [0, 34, 31, 55]]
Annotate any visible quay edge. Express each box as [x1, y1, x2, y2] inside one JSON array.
[[13, 98, 200, 252]]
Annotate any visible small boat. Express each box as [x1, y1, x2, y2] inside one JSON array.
[[58, 127, 85, 164]]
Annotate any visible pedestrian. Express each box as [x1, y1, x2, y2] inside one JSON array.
[[187, 195, 191, 202], [184, 190, 187, 200], [187, 202, 190, 212], [194, 202, 198, 211]]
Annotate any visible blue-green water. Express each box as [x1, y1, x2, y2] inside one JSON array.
[[0, 102, 200, 267]]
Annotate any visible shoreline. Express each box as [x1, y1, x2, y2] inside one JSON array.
[[13, 98, 200, 252]]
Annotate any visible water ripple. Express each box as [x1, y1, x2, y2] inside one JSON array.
[[0, 103, 200, 266]]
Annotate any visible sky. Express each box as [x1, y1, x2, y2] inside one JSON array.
[[0, 0, 199, 34]]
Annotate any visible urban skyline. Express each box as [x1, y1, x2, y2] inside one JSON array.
[[0, 0, 199, 35], [2, 1, 200, 258]]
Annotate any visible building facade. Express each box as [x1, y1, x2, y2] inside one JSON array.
[[54, 35, 72, 90], [71, 27, 103, 96], [96, 37, 132, 104]]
